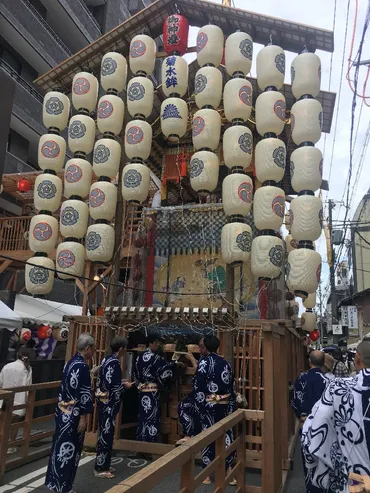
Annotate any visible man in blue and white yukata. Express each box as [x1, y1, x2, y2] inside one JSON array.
[[94, 336, 133, 479], [134, 334, 181, 443], [45, 333, 95, 493], [302, 339, 370, 493]]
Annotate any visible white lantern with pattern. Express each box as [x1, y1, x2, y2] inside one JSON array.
[[255, 138, 286, 183], [221, 222, 252, 264], [290, 146, 322, 193], [287, 248, 321, 298], [64, 158, 93, 199], [224, 79, 253, 123], [53, 326, 69, 341], [223, 126, 253, 170], [222, 174, 253, 216], [161, 98, 188, 142], [29, 214, 58, 253], [71, 72, 99, 113], [225, 32, 253, 77], [251, 235, 284, 279], [290, 195, 322, 242], [194, 66, 222, 110], [125, 120, 152, 161], [291, 52, 321, 99], [256, 91, 286, 137], [162, 55, 188, 98], [254, 186, 285, 230], [190, 151, 219, 195], [127, 77, 154, 119], [60, 200, 89, 239], [129, 35, 156, 76], [285, 234, 298, 253], [34, 173, 62, 213], [93, 138, 121, 179], [97, 95, 125, 136], [56, 242, 85, 280], [86, 223, 115, 262], [89, 181, 117, 221], [43, 92, 70, 131], [257, 45, 285, 91], [303, 292, 316, 309], [196, 25, 224, 68], [121, 163, 150, 203], [192, 109, 221, 151], [38, 134, 66, 173], [25, 256, 55, 295], [291, 98, 323, 146], [301, 311, 316, 332], [101, 52, 127, 94], [68, 115, 96, 155]]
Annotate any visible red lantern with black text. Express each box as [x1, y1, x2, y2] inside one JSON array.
[[163, 14, 189, 56], [309, 329, 319, 342], [37, 324, 52, 339], [17, 179, 31, 193]]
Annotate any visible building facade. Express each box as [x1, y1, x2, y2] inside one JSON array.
[[352, 189, 370, 293]]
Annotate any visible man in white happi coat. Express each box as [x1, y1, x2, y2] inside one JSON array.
[[302, 339, 370, 493]]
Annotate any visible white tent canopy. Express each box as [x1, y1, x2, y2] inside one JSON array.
[[14, 294, 83, 325], [0, 300, 23, 329]]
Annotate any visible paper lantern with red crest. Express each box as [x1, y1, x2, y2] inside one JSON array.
[[18, 179, 31, 193], [37, 324, 52, 339], [309, 329, 319, 342], [163, 14, 189, 56], [20, 328, 31, 343]]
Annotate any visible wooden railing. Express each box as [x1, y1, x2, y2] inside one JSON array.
[[0, 381, 60, 484], [105, 409, 265, 493], [0, 216, 32, 252]]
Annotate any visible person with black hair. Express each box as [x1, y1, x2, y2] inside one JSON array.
[[134, 334, 182, 443], [94, 336, 132, 479]]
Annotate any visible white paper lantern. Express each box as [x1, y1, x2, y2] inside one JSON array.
[[222, 174, 253, 217], [251, 235, 284, 279], [161, 98, 188, 142], [221, 222, 252, 264], [86, 223, 115, 262], [256, 91, 286, 137], [291, 52, 321, 99], [224, 79, 253, 123], [194, 66, 222, 110], [254, 186, 285, 230], [43, 91, 70, 131], [125, 120, 152, 161], [89, 181, 117, 221], [290, 195, 322, 242], [287, 248, 321, 298], [291, 98, 323, 146], [285, 234, 298, 253], [25, 256, 55, 295], [97, 95, 125, 136], [53, 326, 69, 341], [38, 134, 66, 172], [121, 163, 150, 203], [93, 138, 121, 179], [34, 173, 62, 213], [56, 242, 85, 280], [290, 146, 322, 193], [72, 72, 99, 113], [192, 109, 221, 151], [68, 115, 96, 155], [190, 151, 219, 195], [29, 214, 58, 253], [101, 52, 127, 94], [162, 55, 188, 98], [303, 292, 316, 309], [60, 200, 89, 239], [223, 126, 253, 170], [301, 311, 316, 332], [255, 138, 286, 183], [225, 32, 253, 77], [20, 328, 32, 343], [196, 25, 224, 68], [127, 77, 154, 119], [257, 45, 285, 91], [64, 158, 93, 199], [129, 35, 156, 76]]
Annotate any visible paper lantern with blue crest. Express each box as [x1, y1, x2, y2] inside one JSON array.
[[221, 223, 252, 264], [251, 235, 284, 279], [256, 91, 286, 137], [129, 35, 156, 76], [97, 95, 125, 136], [194, 66, 222, 110], [43, 91, 70, 132], [223, 126, 253, 170], [290, 146, 322, 193], [290, 195, 322, 242], [56, 242, 85, 280], [25, 255, 55, 295], [86, 223, 115, 262], [192, 109, 221, 151], [224, 79, 253, 123], [127, 77, 154, 119], [38, 134, 66, 172], [68, 115, 96, 156], [29, 214, 58, 253], [89, 181, 117, 221], [256, 45, 285, 91], [222, 174, 253, 217], [162, 55, 188, 98], [291, 99, 323, 146], [196, 25, 224, 68], [125, 120, 152, 162], [161, 98, 188, 142], [287, 248, 322, 299], [291, 52, 321, 99], [254, 186, 285, 230], [60, 200, 89, 239], [101, 52, 127, 94], [190, 151, 219, 195], [93, 138, 121, 179], [255, 138, 286, 183], [34, 173, 62, 213], [225, 32, 253, 77], [64, 158, 92, 199], [71, 72, 99, 113], [121, 163, 150, 204]]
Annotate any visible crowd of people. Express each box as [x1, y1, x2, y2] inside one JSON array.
[[292, 340, 370, 493]]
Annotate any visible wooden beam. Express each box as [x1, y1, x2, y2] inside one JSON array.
[[87, 265, 112, 294], [0, 260, 12, 274]]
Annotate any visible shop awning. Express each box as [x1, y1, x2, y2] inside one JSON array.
[[14, 294, 83, 325], [0, 300, 23, 329]]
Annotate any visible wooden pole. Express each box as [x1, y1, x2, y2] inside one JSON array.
[[224, 264, 235, 365]]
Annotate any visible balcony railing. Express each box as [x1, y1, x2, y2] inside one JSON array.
[[76, 0, 102, 33], [0, 59, 43, 104], [4, 152, 37, 174]]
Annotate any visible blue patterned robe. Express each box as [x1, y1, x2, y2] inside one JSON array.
[[95, 353, 124, 471], [134, 349, 176, 442], [45, 353, 93, 493], [292, 368, 326, 419], [302, 370, 370, 493]]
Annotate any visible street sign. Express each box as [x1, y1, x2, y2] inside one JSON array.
[[332, 324, 343, 335], [347, 306, 358, 329]]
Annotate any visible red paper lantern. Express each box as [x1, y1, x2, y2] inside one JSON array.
[[309, 329, 319, 342], [163, 14, 189, 56], [17, 178, 31, 193], [37, 324, 52, 339]]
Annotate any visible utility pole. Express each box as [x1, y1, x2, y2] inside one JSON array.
[[328, 199, 337, 342]]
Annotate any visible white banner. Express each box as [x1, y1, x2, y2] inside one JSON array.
[[348, 306, 358, 329], [341, 306, 349, 326], [332, 324, 343, 335]]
